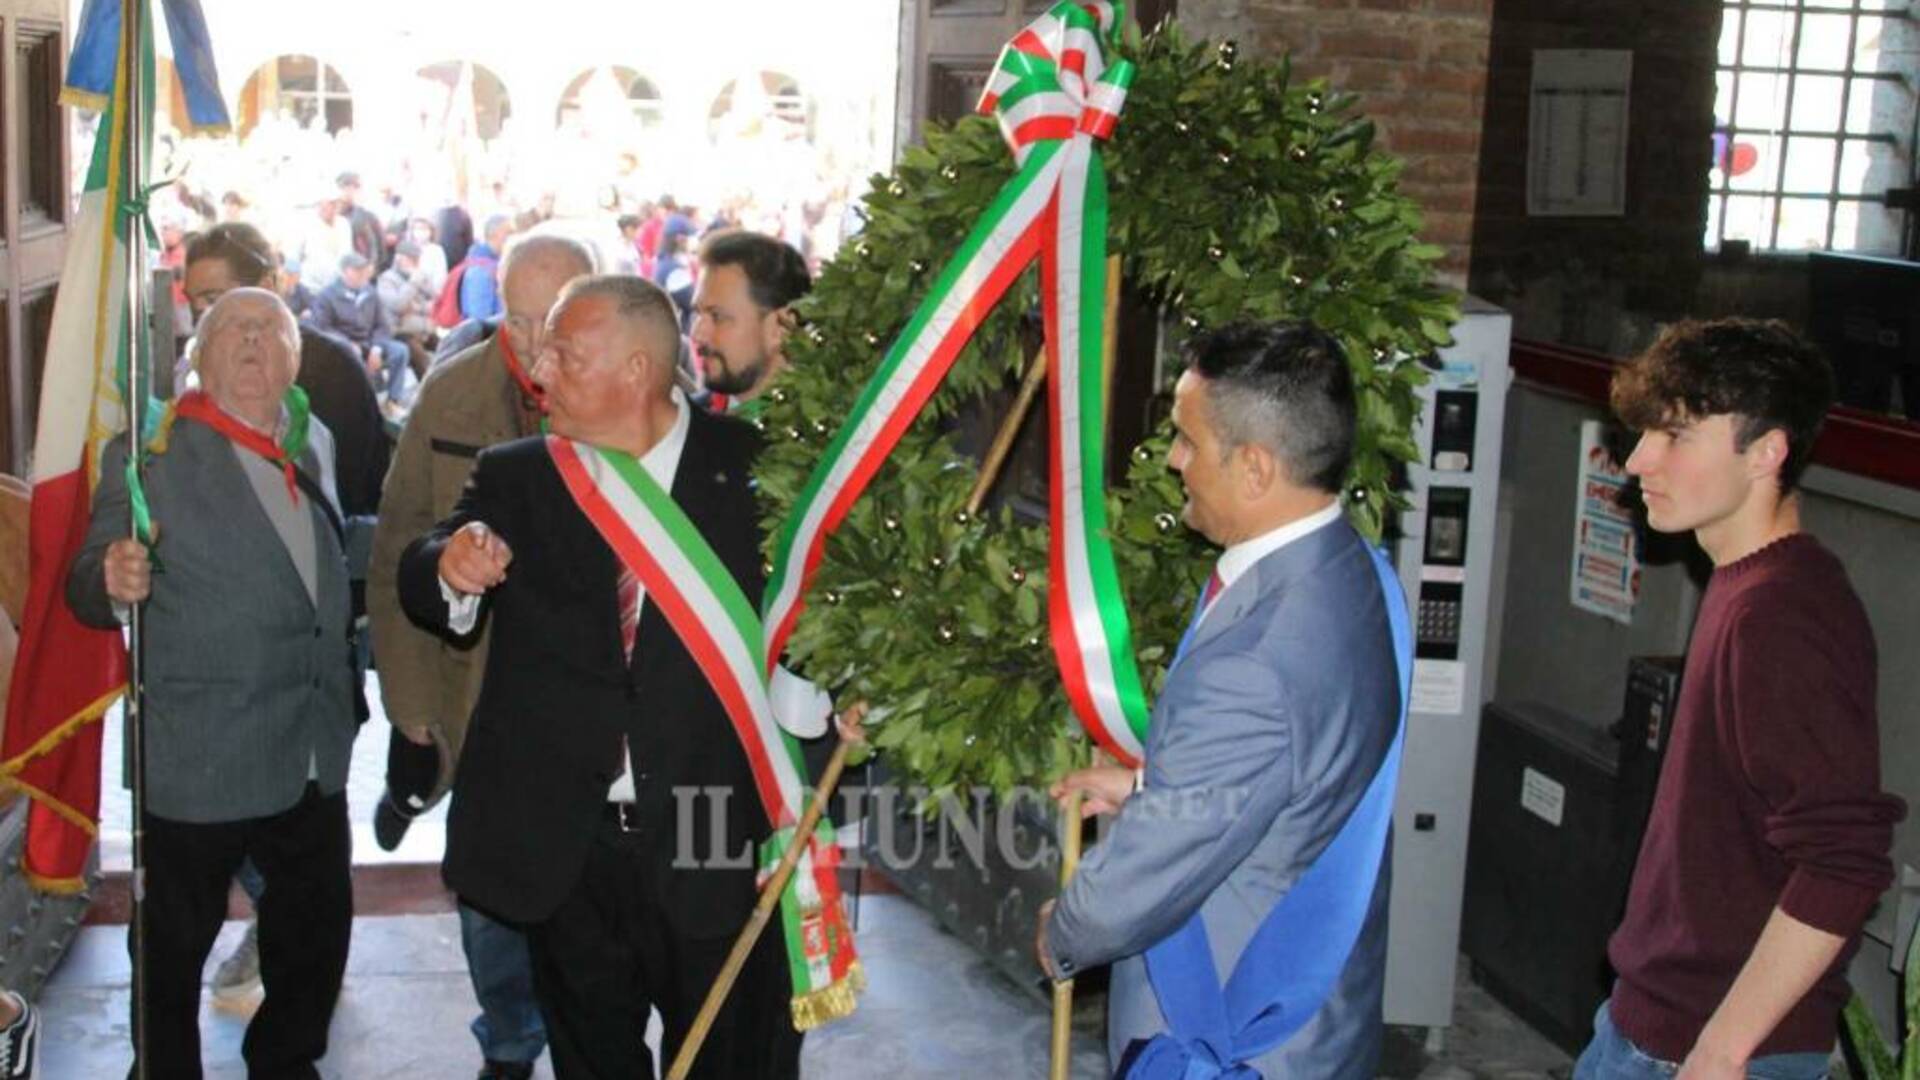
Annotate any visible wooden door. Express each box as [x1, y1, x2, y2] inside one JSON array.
[[0, 0, 70, 478], [896, 0, 1178, 488], [897, 0, 1177, 137]]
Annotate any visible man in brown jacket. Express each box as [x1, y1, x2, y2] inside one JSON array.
[[367, 233, 594, 1080]]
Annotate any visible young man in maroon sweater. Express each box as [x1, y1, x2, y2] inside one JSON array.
[[1576, 319, 1906, 1080]]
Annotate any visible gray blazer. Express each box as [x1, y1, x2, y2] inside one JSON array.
[[67, 418, 356, 824], [1048, 517, 1400, 1079]]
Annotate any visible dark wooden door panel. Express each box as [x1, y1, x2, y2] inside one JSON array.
[[1, 0, 69, 477]]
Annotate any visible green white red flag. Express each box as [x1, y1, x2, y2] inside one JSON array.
[[0, 0, 184, 891]]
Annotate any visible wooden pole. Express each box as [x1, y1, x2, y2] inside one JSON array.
[[967, 248, 1122, 519], [123, 4, 152, 1076], [666, 739, 856, 1080], [1050, 254, 1124, 1080], [966, 346, 1048, 516], [1049, 790, 1086, 1079]]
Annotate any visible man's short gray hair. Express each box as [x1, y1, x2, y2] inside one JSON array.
[[556, 275, 681, 375], [500, 233, 597, 282]]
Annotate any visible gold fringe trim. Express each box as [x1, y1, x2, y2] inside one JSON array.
[[22, 858, 89, 896], [1, 684, 123, 776], [790, 962, 867, 1032], [0, 685, 122, 835], [0, 773, 102, 835], [58, 87, 110, 112]]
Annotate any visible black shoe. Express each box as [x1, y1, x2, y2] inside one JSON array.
[[0, 990, 38, 1078], [372, 792, 414, 852], [477, 1061, 534, 1080]]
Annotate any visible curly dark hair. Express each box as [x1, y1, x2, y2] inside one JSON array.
[[1610, 318, 1834, 494]]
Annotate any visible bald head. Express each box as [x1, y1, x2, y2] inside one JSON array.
[[195, 288, 300, 430], [499, 234, 598, 363]]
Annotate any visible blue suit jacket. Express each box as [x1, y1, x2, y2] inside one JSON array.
[[1048, 517, 1400, 1078]]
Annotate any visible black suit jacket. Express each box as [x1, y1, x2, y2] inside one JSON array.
[[399, 408, 776, 932]]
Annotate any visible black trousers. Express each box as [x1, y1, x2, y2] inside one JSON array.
[[525, 817, 801, 1080], [133, 783, 352, 1080]]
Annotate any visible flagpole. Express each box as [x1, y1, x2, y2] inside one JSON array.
[[120, 1, 152, 1077]]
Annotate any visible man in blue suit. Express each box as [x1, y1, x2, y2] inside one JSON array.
[[1039, 320, 1402, 1078]]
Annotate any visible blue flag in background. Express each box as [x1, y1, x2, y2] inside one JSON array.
[[62, 0, 230, 132]]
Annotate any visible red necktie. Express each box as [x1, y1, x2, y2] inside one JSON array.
[[612, 567, 642, 788], [1201, 570, 1225, 609], [617, 567, 641, 662]]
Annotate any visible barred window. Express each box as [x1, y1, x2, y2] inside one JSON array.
[[1708, 0, 1917, 253]]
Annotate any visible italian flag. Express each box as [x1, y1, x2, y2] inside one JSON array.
[[0, 0, 160, 892]]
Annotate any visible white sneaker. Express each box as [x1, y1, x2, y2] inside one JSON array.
[[210, 920, 262, 1005], [0, 990, 39, 1079]]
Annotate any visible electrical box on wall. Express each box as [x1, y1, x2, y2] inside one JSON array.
[[1383, 297, 1513, 1032]]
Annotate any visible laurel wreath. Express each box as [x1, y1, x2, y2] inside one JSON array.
[[754, 26, 1457, 796]]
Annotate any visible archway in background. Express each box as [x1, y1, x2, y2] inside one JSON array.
[[556, 66, 665, 131], [706, 70, 813, 145], [414, 60, 513, 141], [234, 55, 354, 138]]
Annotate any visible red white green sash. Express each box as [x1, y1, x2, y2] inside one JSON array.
[[545, 434, 861, 1029], [761, 0, 1151, 765]]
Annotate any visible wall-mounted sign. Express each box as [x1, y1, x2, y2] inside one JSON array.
[[1571, 419, 1640, 624]]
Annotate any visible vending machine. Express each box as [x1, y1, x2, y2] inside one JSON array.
[[1383, 296, 1514, 1035]]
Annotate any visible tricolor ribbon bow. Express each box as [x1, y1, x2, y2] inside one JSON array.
[[762, 0, 1152, 766], [979, 1, 1133, 154]]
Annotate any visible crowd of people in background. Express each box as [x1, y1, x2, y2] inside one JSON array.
[[149, 162, 843, 421], [117, 102, 866, 427]]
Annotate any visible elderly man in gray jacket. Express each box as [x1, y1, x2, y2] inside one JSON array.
[[68, 288, 356, 1079]]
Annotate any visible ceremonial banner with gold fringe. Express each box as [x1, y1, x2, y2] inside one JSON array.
[[1, 0, 228, 892]]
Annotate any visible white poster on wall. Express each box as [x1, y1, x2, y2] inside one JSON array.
[[1528, 49, 1632, 217], [1570, 420, 1640, 623]]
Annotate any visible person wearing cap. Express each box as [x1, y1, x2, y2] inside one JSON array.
[[309, 251, 413, 408], [378, 240, 438, 372], [336, 171, 385, 268]]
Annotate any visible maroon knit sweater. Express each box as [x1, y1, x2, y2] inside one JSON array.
[[1607, 534, 1905, 1062]]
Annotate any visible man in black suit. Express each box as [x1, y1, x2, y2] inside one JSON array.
[[397, 275, 809, 1079]]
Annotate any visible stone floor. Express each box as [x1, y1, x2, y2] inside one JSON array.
[[62, 677, 1576, 1078], [40, 896, 1573, 1079], [42, 895, 1112, 1078]]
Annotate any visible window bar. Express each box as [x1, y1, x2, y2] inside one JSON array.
[[1827, 8, 1862, 248], [1717, 4, 1748, 246], [1766, 5, 1807, 249]]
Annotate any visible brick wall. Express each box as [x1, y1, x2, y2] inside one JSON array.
[[1464, 1, 1723, 352], [1180, 0, 1495, 284]]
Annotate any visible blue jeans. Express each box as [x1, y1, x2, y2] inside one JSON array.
[[1575, 1000, 1831, 1080], [458, 900, 547, 1065]]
